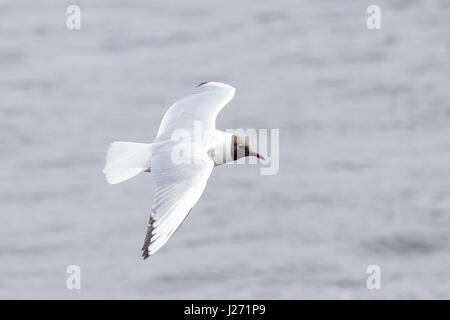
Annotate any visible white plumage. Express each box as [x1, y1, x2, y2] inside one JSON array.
[[103, 141, 153, 184], [104, 82, 238, 258]]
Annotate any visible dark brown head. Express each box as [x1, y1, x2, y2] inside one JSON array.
[[232, 135, 265, 161]]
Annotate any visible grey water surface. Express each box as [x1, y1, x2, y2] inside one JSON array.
[[1, 0, 450, 299]]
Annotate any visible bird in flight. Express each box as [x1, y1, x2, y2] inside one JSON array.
[[103, 82, 265, 259]]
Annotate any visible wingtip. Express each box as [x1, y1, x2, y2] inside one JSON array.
[[142, 245, 151, 259], [141, 244, 150, 259], [196, 81, 234, 91], [197, 81, 209, 87]]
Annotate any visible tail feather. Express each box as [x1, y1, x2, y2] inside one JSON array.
[[103, 141, 153, 184]]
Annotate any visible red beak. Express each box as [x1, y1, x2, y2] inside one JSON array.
[[256, 153, 265, 160]]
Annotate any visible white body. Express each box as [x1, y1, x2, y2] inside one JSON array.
[[103, 82, 236, 257]]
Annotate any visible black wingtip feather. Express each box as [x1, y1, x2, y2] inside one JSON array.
[[141, 216, 155, 260]]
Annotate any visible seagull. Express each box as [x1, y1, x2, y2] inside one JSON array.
[[103, 82, 265, 259]]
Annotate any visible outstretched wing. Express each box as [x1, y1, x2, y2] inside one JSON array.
[[142, 82, 235, 258], [142, 142, 214, 258], [156, 82, 235, 138]]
